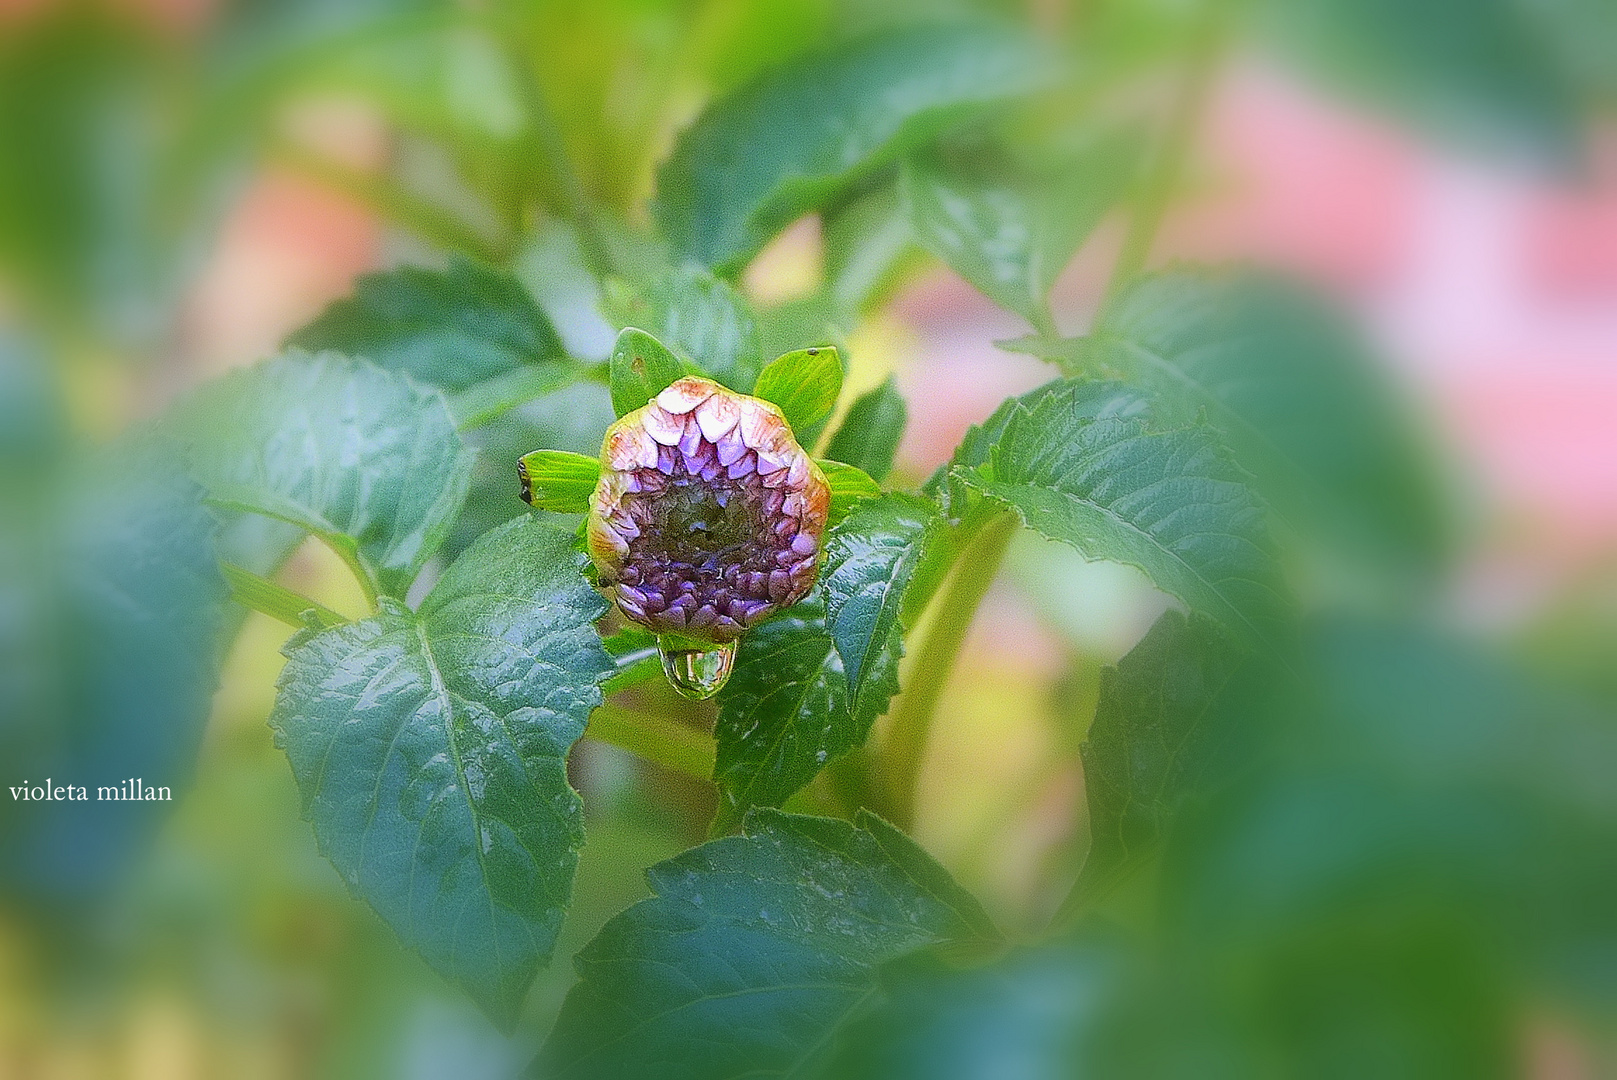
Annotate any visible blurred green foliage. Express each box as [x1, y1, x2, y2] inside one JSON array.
[[2, 0, 1617, 1077]]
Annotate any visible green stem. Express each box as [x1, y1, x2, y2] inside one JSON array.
[[583, 703, 716, 781], [320, 535, 380, 613], [1106, 0, 1230, 296], [602, 646, 663, 694], [878, 510, 1020, 829], [220, 562, 346, 629]]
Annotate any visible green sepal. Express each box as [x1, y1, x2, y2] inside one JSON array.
[[753, 346, 843, 439], [518, 449, 601, 513], [609, 327, 685, 417], [817, 459, 881, 527]]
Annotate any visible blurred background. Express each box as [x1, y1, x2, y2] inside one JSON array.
[[2, 0, 1617, 1076]]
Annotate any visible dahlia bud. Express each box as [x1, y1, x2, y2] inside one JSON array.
[[587, 376, 831, 650]]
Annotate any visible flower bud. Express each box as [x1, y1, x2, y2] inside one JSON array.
[[587, 376, 830, 644]]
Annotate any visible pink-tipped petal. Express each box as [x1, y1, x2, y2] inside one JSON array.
[[695, 392, 741, 442], [656, 377, 714, 415], [605, 423, 658, 471], [737, 398, 787, 448], [641, 405, 684, 445]]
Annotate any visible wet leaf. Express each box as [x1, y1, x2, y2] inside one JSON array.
[[289, 256, 569, 392], [712, 495, 942, 831], [271, 516, 613, 1027], [540, 808, 997, 1079], [953, 378, 1287, 648], [655, 25, 1046, 275], [169, 350, 476, 598]]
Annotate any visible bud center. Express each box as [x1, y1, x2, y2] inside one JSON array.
[[641, 475, 762, 569]]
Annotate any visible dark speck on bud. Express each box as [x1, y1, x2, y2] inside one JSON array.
[[587, 376, 830, 645]]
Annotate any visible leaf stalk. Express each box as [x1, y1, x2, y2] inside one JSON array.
[[877, 509, 1020, 828]]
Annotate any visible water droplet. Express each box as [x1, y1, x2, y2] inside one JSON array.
[[657, 638, 736, 700]]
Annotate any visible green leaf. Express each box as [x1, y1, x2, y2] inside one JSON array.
[[825, 375, 908, 482], [270, 516, 614, 1027], [1074, 611, 1248, 906], [823, 495, 944, 722], [650, 266, 763, 392], [824, 183, 922, 313], [1156, 617, 1617, 1037], [900, 136, 1134, 332], [1055, 269, 1449, 583], [713, 495, 943, 831], [654, 25, 1047, 276], [825, 941, 1127, 1080], [819, 459, 883, 527], [168, 350, 476, 599], [446, 361, 585, 430], [926, 377, 1151, 518], [517, 449, 600, 513], [1258, 0, 1577, 158], [952, 378, 1286, 648], [287, 256, 569, 392], [753, 346, 843, 438], [540, 808, 997, 1080], [608, 327, 685, 417]]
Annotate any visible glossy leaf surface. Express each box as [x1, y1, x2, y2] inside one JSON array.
[[712, 495, 942, 830], [541, 808, 997, 1079], [655, 25, 1044, 275], [170, 350, 476, 597], [271, 516, 613, 1027], [953, 378, 1286, 647], [289, 256, 568, 392]]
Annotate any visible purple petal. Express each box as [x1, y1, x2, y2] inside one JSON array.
[[678, 417, 703, 457], [716, 429, 746, 466], [768, 569, 792, 602]]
